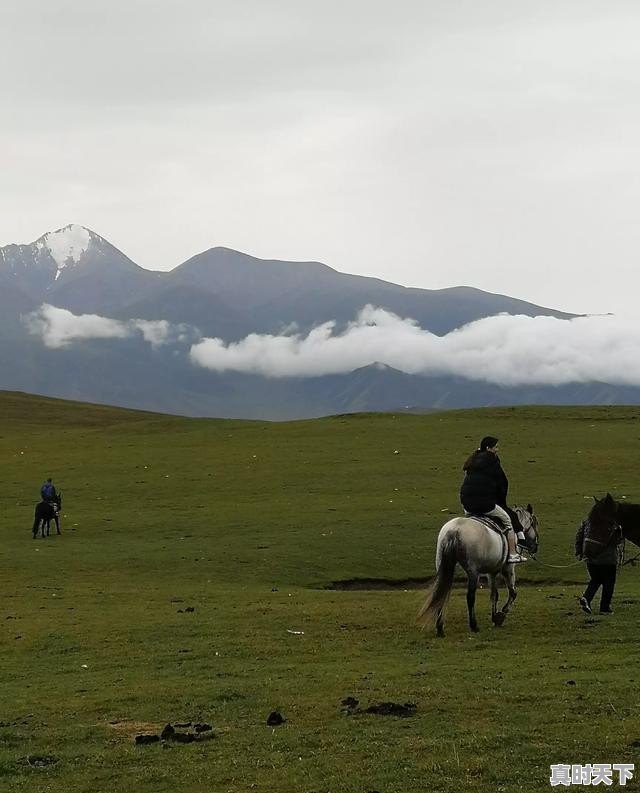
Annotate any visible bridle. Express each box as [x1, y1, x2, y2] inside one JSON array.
[[514, 506, 539, 554], [584, 519, 621, 553]]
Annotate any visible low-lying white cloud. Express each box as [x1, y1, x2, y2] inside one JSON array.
[[23, 304, 185, 349], [189, 305, 640, 386], [24, 304, 130, 348], [24, 302, 640, 388], [133, 318, 174, 347]]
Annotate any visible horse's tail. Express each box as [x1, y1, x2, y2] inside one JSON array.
[[32, 505, 40, 534], [417, 533, 458, 629]]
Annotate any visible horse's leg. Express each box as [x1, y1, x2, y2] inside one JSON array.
[[500, 566, 518, 615], [490, 573, 508, 626], [466, 570, 480, 633], [55, 514, 61, 535], [489, 573, 499, 624]]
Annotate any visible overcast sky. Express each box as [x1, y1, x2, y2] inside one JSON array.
[[3, 1, 639, 315]]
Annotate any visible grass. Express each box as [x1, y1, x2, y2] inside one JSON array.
[[0, 391, 639, 792]]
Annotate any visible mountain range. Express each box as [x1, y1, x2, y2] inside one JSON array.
[[0, 224, 633, 419]]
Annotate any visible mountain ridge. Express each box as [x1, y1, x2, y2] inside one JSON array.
[[0, 223, 623, 420]]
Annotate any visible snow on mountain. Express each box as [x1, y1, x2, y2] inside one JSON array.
[[35, 224, 92, 279]]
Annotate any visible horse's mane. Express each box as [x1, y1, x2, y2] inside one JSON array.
[[587, 496, 617, 532]]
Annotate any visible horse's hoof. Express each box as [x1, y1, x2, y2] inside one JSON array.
[[493, 612, 506, 627], [470, 624, 480, 633]]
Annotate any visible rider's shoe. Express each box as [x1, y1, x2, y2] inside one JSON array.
[[579, 596, 592, 614], [507, 553, 527, 563]]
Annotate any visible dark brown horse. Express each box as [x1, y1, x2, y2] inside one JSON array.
[[615, 500, 640, 549], [32, 492, 62, 539], [580, 494, 620, 561], [581, 494, 640, 560]]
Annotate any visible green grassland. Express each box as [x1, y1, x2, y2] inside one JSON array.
[[0, 391, 639, 792]]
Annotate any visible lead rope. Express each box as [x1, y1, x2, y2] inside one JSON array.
[[520, 517, 583, 569], [622, 544, 640, 567], [527, 529, 636, 571], [527, 553, 585, 569]]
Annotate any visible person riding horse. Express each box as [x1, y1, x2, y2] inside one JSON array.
[[40, 477, 57, 504], [460, 436, 526, 564]]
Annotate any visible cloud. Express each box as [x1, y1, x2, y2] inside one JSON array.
[[132, 319, 174, 347], [23, 304, 189, 349], [189, 305, 640, 386], [23, 302, 640, 389], [24, 304, 131, 348]]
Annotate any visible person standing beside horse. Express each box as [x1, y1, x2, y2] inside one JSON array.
[[575, 494, 623, 615], [460, 436, 526, 564]]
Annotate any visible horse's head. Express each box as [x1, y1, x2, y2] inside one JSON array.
[[583, 493, 619, 560], [514, 503, 539, 555]]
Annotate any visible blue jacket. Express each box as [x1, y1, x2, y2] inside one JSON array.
[[41, 483, 56, 501]]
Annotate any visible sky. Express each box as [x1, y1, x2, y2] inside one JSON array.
[[3, 1, 640, 316]]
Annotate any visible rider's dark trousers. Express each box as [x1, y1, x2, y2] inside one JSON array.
[[583, 563, 616, 612]]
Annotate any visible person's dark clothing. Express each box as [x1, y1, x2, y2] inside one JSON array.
[[575, 520, 622, 612], [460, 450, 509, 514], [574, 520, 621, 565], [584, 564, 617, 612]]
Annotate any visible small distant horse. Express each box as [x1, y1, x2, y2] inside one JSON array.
[[581, 493, 640, 558], [418, 504, 539, 636], [32, 492, 62, 539]]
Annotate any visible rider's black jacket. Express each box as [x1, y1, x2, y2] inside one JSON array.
[[459, 450, 509, 514]]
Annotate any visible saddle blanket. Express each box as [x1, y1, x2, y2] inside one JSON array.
[[466, 514, 508, 534]]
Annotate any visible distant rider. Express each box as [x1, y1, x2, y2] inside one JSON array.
[[460, 436, 526, 564], [40, 477, 57, 504]]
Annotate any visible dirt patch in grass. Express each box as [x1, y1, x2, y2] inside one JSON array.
[[17, 755, 59, 768], [328, 577, 432, 590], [327, 575, 581, 590], [104, 720, 163, 738]]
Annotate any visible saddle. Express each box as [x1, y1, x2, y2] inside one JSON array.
[[467, 514, 509, 535]]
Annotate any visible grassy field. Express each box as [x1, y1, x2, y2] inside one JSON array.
[[1, 391, 639, 792]]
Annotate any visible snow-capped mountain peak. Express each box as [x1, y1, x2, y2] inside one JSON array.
[[35, 224, 92, 278]]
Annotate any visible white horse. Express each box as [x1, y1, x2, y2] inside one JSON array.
[[418, 505, 539, 636]]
